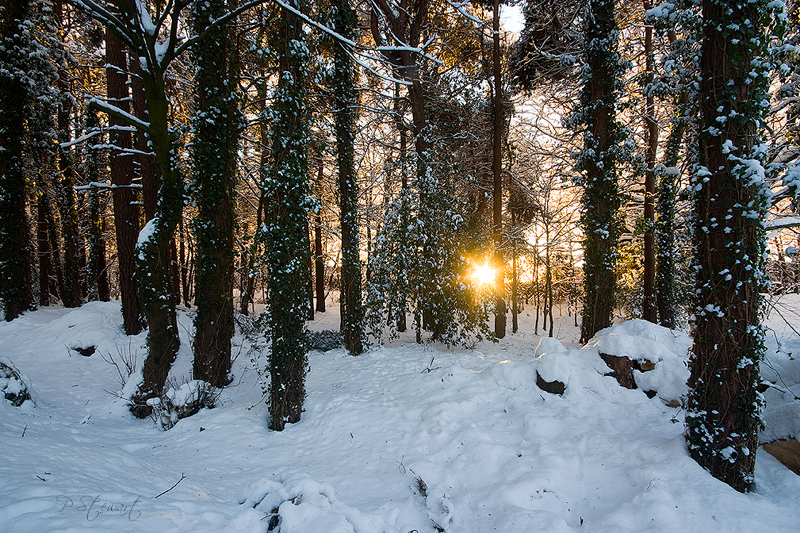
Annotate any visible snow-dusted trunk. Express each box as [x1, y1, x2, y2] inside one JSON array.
[[575, 0, 625, 343], [333, 0, 364, 355], [129, 64, 183, 417], [190, 0, 241, 388], [264, 0, 312, 431], [0, 0, 35, 321], [655, 93, 688, 330], [129, 57, 160, 223], [686, 0, 775, 493]]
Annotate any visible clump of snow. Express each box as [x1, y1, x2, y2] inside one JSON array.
[[234, 474, 395, 533], [535, 337, 572, 385]]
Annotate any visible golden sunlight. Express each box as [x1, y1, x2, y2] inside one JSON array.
[[470, 260, 496, 288]]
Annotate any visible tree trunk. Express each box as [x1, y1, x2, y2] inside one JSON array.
[[334, 0, 364, 355], [511, 211, 519, 334], [0, 0, 35, 321], [578, 0, 623, 343], [265, 0, 311, 430], [190, 0, 240, 388], [393, 82, 408, 333], [315, 212, 325, 313], [641, 0, 658, 323], [130, 57, 160, 224], [85, 110, 110, 302], [686, 0, 772, 493], [546, 225, 554, 338], [106, 30, 143, 335], [129, 64, 183, 416], [492, 0, 507, 339]]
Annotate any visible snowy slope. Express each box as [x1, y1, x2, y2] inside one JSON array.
[[0, 300, 798, 532]]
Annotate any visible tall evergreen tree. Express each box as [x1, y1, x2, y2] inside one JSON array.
[[332, 0, 364, 355], [685, 0, 778, 492], [0, 0, 35, 321], [646, 0, 700, 329], [191, 0, 242, 387], [53, 0, 83, 308], [263, 0, 312, 431], [568, 0, 628, 343]]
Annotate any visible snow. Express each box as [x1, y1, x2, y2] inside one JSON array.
[[0, 300, 798, 532]]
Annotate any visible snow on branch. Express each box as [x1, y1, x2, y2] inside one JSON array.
[[766, 216, 800, 231], [66, 0, 142, 50], [88, 97, 153, 135], [60, 129, 104, 149], [443, 0, 487, 26]]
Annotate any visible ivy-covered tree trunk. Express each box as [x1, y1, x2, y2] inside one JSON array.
[[0, 0, 34, 321], [128, 65, 183, 417], [333, 0, 364, 355], [264, 0, 312, 431], [574, 0, 626, 343], [190, 0, 241, 388], [655, 102, 687, 330], [685, 0, 775, 493], [106, 30, 143, 335]]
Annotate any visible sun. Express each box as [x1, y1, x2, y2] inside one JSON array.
[[470, 260, 496, 288]]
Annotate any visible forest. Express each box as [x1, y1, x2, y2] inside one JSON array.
[[0, 0, 799, 505]]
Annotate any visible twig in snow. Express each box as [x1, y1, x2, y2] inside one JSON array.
[[155, 473, 186, 498]]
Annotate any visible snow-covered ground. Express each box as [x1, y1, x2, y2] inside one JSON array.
[[0, 297, 798, 532]]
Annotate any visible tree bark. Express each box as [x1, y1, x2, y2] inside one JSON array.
[[0, 0, 35, 320], [54, 0, 83, 309], [334, 0, 364, 355], [130, 57, 160, 224], [686, 0, 772, 492], [578, 0, 623, 343], [492, 0, 507, 338], [265, 0, 311, 430], [106, 30, 143, 335], [641, 0, 658, 323], [190, 0, 240, 388]]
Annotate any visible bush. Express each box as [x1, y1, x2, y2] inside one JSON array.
[[147, 379, 219, 430], [0, 360, 31, 407], [306, 330, 343, 352]]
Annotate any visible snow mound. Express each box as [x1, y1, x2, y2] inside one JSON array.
[[585, 320, 691, 400], [535, 341, 572, 386], [233, 475, 397, 533], [584, 320, 691, 364]]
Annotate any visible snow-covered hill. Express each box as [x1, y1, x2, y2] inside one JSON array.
[[0, 299, 798, 532]]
